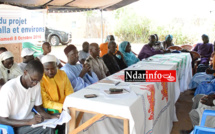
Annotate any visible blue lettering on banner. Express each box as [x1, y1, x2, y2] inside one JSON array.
[[0, 17, 45, 34]]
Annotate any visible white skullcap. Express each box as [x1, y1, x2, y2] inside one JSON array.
[[0, 51, 13, 61], [41, 55, 57, 64], [21, 48, 35, 58]]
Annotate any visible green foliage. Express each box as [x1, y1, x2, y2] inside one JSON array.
[[114, 8, 151, 43], [113, 6, 215, 45]]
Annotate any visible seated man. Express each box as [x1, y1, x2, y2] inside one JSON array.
[[192, 34, 213, 64], [181, 94, 215, 134], [100, 35, 117, 57], [18, 48, 35, 71], [36, 42, 63, 68], [78, 41, 90, 64], [0, 51, 23, 86], [0, 60, 58, 134], [103, 41, 127, 75], [162, 34, 174, 50], [61, 44, 98, 92], [40, 55, 74, 112], [138, 35, 164, 60], [85, 43, 110, 80]]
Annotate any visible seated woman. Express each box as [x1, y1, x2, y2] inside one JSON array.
[[153, 34, 163, 50], [138, 35, 164, 60], [0, 51, 23, 87], [119, 41, 139, 66], [192, 34, 213, 64], [162, 34, 174, 50]]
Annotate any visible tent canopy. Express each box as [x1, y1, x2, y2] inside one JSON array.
[[0, 0, 139, 12]]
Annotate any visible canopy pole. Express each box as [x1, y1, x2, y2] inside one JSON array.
[[100, 9, 103, 43]]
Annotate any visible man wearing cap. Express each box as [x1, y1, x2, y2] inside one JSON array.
[[61, 44, 98, 92], [40, 55, 73, 134], [85, 43, 110, 80], [18, 48, 35, 71], [192, 34, 213, 64], [0, 51, 23, 87], [40, 55, 74, 112]]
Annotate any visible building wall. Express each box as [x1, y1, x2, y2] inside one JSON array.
[[0, 43, 22, 63]]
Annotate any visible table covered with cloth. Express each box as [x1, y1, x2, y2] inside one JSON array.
[[146, 53, 192, 93], [63, 53, 192, 134]]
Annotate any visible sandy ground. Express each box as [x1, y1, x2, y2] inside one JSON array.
[[171, 90, 193, 134]]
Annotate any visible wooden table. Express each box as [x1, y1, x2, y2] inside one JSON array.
[[68, 107, 129, 134]]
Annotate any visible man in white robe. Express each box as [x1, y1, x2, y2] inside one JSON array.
[[0, 51, 23, 87], [18, 48, 35, 71]]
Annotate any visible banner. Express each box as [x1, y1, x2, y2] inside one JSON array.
[[0, 5, 46, 44]]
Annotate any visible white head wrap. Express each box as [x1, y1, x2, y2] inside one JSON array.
[[21, 48, 35, 58], [0, 51, 13, 61], [0, 51, 23, 82], [41, 55, 57, 64]]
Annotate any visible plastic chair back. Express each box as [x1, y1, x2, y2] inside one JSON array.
[[200, 110, 215, 126], [192, 110, 215, 134], [167, 46, 182, 51], [190, 51, 200, 61], [181, 45, 193, 51], [0, 124, 14, 134], [193, 126, 215, 134]]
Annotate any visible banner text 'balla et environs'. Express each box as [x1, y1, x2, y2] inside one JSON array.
[[0, 5, 46, 44]]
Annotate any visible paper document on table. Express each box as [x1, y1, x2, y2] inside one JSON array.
[[31, 111, 71, 128]]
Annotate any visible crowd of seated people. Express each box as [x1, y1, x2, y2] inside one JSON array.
[[1, 33, 214, 134], [181, 34, 215, 134]]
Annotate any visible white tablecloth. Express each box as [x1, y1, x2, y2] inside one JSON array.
[[63, 53, 192, 134], [146, 53, 192, 93]]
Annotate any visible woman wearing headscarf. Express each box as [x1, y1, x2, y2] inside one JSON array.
[[119, 41, 140, 66], [0, 51, 23, 86], [193, 34, 213, 64], [153, 34, 163, 50], [163, 34, 174, 50]]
